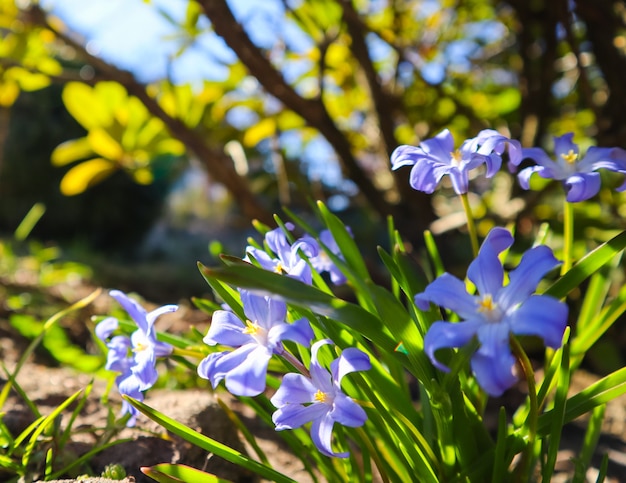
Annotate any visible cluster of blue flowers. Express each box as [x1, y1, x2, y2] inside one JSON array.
[[97, 129, 626, 458], [95, 290, 178, 426], [97, 225, 370, 457], [391, 129, 626, 201]]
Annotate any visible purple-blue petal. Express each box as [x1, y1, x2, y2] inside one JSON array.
[[265, 226, 293, 263], [470, 348, 517, 397], [131, 348, 158, 390], [269, 317, 314, 347], [467, 227, 512, 296], [577, 146, 624, 173], [420, 129, 455, 162], [96, 317, 119, 341], [517, 165, 548, 189], [498, 245, 560, 310], [109, 290, 149, 334], [390, 145, 422, 170], [311, 413, 347, 458], [288, 259, 313, 285], [197, 345, 257, 388], [292, 236, 320, 259], [414, 273, 477, 319], [447, 167, 469, 194], [271, 373, 318, 406], [509, 295, 568, 348], [246, 248, 280, 272], [553, 133, 578, 160], [146, 304, 178, 335], [408, 160, 447, 194], [309, 339, 334, 392], [241, 291, 287, 329], [423, 320, 483, 372], [223, 345, 272, 396], [472, 323, 518, 396], [330, 348, 371, 385], [204, 310, 251, 347], [563, 172, 601, 202], [330, 391, 368, 427], [520, 147, 560, 172], [272, 402, 328, 430]]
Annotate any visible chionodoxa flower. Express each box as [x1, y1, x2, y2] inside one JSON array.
[[517, 132, 626, 202], [198, 290, 314, 396], [390, 129, 521, 195], [415, 227, 568, 396], [96, 290, 177, 425], [271, 339, 371, 457]]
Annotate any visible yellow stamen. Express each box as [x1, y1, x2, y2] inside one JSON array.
[[450, 149, 463, 166], [561, 149, 578, 164], [274, 262, 286, 274], [314, 389, 328, 403], [133, 342, 148, 352], [242, 319, 261, 335], [477, 294, 496, 313]]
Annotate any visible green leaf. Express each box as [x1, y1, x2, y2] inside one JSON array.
[[124, 397, 296, 483], [545, 230, 626, 299], [22, 389, 83, 469], [142, 463, 233, 483], [316, 201, 370, 281], [537, 365, 626, 435]]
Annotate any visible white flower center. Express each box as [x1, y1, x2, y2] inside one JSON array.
[[450, 149, 463, 167], [243, 319, 268, 345], [477, 294, 502, 322]]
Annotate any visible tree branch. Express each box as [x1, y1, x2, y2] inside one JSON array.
[[197, 0, 396, 220]]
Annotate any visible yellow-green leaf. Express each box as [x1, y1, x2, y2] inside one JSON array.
[[243, 118, 275, 147], [88, 128, 124, 160], [51, 137, 94, 166], [62, 83, 106, 129], [59, 158, 117, 196]]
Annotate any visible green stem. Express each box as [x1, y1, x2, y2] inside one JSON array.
[[510, 336, 538, 480], [171, 347, 206, 360], [460, 192, 479, 257], [561, 200, 574, 275], [281, 351, 310, 377]]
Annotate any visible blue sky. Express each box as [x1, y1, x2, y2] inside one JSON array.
[[43, 0, 243, 83]]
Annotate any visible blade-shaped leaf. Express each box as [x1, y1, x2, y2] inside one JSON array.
[[125, 396, 296, 483], [142, 463, 234, 483]]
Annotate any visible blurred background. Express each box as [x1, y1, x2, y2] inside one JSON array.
[[1, 0, 626, 363]]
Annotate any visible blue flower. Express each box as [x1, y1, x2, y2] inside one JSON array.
[[309, 229, 347, 285], [96, 290, 177, 425], [391, 129, 518, 195], [246, 223, 319, 284], [518, 133, 626, 202], [415, 227, 568, 396], [271, 339, 371, 458], [198, 290, 314, 396]]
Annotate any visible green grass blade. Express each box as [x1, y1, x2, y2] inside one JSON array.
[[21, 389, 83, 469], [537, 366, 626, 435], [544, 230, 626, 299], [571, 404, 606, 483], [142, 463, 234, 483], [316, 201, 369, 280], [124, 396, 297, 483], [541, 338, 570, 482]]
